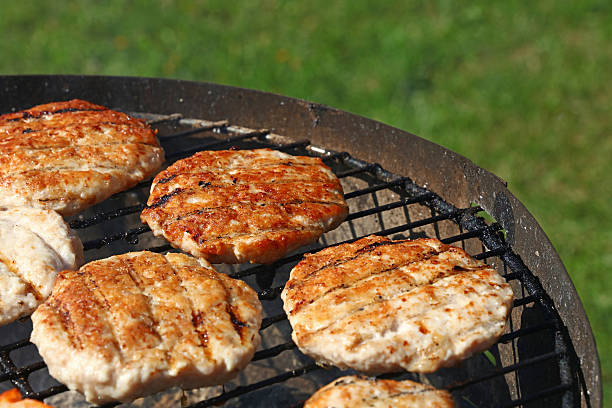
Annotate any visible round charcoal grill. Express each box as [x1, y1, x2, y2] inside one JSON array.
[[0, 76, 600, 408]]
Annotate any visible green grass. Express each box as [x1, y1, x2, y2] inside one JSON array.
[[1, 0, 611, 404]]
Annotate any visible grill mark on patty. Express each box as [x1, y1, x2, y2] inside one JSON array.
[[329, 377, 358, 387], [0, 141, 161, 153], [0, 122, 156, 135], [191, 311, 210, 349], [171, 200, 346, 222], [0, 173, 124, 190], [145, 188, 186, 209], [302, 268, 495, 349], [329, 378, 439, 398], [226, 304, 247, 345], [82, 270, 127, 363], [299, 283, 443, 347], [148, 181, 343, 210], [154, 179, 340, 192], [0, 121, 154, 138], [47, 271, 120, 360], [295, 266, 468, 344], [166, 258, 212, 360], [183, 226, 322, 245], [289, 248, 444, 316], [228, 305, 248, 330], [156, 174, 177, 184], [150, 176, 338, 200], [288, 241, 443, 292], [172, 161, 326, 174], [0, 166, 129, 176], [0, 112, 145, 133], [1, 191, 104, 208], [0, 142, 160, 160], [355, 239, 426, 254], [4, 108, 107, 122], [0, 163, 151, 177], [57, 303, 79, 349], [361, 386, 447, 403], [301, 283, 439, 346], [0, 100, 105, 119], [0, 254, 44, 302], [47, 297, 80, 350], [218, 278, 248, 345], [195, 267, 245, 346], [289, 243, 388, 285], [289, 237, 386, 283], [0, 173, 126, 205], [292, 247, 496, 346], [122, 257, 163, 345], [310, 377, 454, 407]]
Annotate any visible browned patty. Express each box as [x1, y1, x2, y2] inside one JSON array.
[[31, 251, 262, 404], [282, 235, 513, 374], [141, 148, 348, 264], [0, 99, 164, 215], [304, 375, 455, 408]]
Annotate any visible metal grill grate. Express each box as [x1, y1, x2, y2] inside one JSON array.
[[0, 112, 581, 407]]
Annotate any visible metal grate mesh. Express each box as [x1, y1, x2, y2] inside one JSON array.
[[0, 112, 580, 407]]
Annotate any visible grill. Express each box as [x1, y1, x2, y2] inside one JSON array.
[[0, 75, 600, 407]]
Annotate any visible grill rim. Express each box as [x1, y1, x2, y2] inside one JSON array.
[[0, 74, 601, 407]]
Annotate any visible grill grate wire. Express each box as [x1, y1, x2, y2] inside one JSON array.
[[0, 112, 581, 408]]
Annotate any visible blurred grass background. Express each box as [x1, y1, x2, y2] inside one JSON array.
[[1, 0, 610, 404]]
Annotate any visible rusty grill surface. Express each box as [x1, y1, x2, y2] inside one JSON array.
[[0, 111, 583, 407]]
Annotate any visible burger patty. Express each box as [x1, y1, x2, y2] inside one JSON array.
[[30, 251, 262, 404], [0, 99, 164, 216], [0, 207, 83, 326], [304, 375, 455, 408], [141, 148, 348, 264], [282, 235, 513, 374]]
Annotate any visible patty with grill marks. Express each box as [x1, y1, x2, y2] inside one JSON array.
[[140, 148, 348, 264], [304, 375, 455, 408], [281, 235, 513, 374], [0, 99, 164, 216], [0, 206, 83, 326], [30, 251, 262, 404]]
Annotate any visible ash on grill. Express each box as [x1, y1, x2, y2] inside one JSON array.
[[0, 112, 580, 408]]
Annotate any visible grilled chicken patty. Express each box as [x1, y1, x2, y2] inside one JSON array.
[[304, 376, 455, 408], [0, 207, 83, 326], [0, 99, 164, 216], [30, 251, 262, 404], [141, 148, 348, 264], [282, 235, 513, 374]]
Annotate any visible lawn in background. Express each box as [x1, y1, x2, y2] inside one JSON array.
[[2, 0, 611, 404]]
